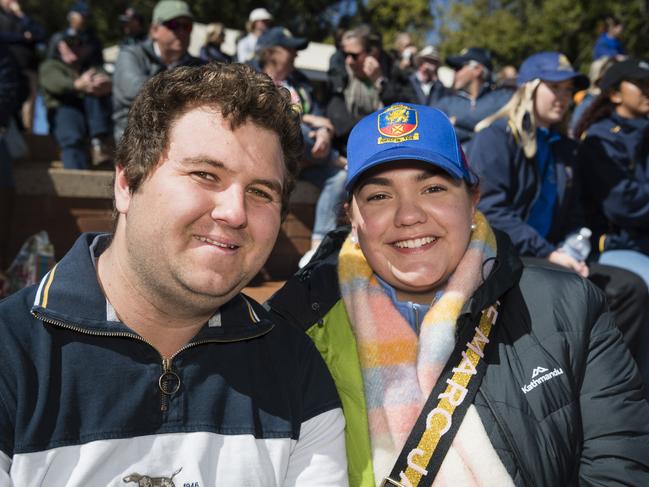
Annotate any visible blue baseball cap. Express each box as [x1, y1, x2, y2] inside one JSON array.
[[345, 103, 477, 192], [517, 51, 589, 91], [257, 26, 308, 51]]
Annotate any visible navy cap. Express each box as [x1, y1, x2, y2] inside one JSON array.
[[346, 103, 477, 192], [599, 58, 649, 91], [69, 1, 90, 16], [257, 27, 308, 51], [517, 51, 589, 91], [119, 7, 143, 22], [446, 47, 493, 71]]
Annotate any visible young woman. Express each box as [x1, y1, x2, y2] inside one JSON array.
[[199, 22, 232, 63], [268, 103, 649, 486], [574, 58, 649, 287], [468, 52, 649, 368]]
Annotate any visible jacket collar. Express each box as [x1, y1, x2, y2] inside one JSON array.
[[32, 233, 274, 341], [460, 229, 523, 320], [268, 227, 523, 327]]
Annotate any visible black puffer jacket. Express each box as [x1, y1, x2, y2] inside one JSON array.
[[267, 227, 649, 486]]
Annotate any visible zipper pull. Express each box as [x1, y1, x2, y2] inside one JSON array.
[[159, 358, 180, 411]]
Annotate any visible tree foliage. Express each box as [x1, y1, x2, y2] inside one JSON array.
[[357, 0, 434, 48], [438, 0, 649, 71]]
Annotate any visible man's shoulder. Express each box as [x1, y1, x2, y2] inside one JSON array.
[[115, 40, 155, 66], [0, 284, 41, 340]]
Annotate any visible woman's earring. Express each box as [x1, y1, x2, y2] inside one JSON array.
[[350, 234, 359, 245], [471, 222, 477, 231]]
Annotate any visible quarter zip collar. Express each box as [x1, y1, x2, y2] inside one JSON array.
[[32, 233, 274, 341]]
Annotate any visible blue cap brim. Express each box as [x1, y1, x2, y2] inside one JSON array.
[[519, 70, 589, 91], [345, 146, 471, 192]]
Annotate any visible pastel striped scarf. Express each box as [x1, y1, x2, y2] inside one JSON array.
[[339, 211, 514, 486]]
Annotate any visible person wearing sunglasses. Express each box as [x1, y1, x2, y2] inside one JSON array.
[[326, 26, 392, 158], [112, 0, 203, 142]]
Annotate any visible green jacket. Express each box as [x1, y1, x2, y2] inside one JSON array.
[[39, 58, 80, 110], [269, 227, 374, 486], [267, 227, 649, 486]]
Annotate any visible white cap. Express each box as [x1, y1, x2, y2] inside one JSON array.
[[416, 45, 440, 62], [249, 7, 273, 23]]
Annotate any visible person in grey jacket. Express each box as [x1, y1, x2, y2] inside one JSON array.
[[112, 0, 202, 141], [436, 47, 512, 148]]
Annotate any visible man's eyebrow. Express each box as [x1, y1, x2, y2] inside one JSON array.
[[251, 178, 283, 196], [180, 156, 283, 195], [180, 156, 225, 170]]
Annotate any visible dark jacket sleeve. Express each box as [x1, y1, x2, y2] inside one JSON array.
[[578, 135, 649, 230], [470, 123, 557, 257], [0, 47, 20, 127], [577, 278, 649, 485]]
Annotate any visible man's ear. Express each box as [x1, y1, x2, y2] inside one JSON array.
[[114, 165, 132, 215]]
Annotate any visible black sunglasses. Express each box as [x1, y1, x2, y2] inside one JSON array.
[[163, 18, 193, 33], [343, 51, 363, 61]]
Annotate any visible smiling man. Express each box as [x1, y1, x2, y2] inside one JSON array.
[[0, 64, 347, 486]]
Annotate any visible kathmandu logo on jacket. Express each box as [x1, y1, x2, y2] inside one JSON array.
[[123, 467, 182, 487], [521, 366, 564, 394]]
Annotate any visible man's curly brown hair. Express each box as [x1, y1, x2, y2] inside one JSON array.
[[115, 63, 303, 218]]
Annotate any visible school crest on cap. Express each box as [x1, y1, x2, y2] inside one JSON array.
[[377, 104, 419, 144], [557, 54, 572, 71]]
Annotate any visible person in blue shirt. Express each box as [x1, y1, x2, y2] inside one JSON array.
[[469, 52, 649, 381], [593, 15, 625, 61], [574, 58, 649, 285], [435, 47, 511, 148]]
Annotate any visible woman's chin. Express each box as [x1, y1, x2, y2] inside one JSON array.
[[388, 262, 444, 292]]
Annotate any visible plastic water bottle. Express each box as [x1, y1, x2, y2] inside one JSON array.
[[560, 227, 592, 262]]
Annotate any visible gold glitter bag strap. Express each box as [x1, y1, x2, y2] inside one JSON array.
[[381, 301, 501, 487]]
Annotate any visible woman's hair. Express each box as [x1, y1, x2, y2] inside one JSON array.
[[572, 93, 615, 139], [205, 22, 225, 46], [604, 15, 623, 32], [475, 79, 542, 158], [585, 56, 617, 96]]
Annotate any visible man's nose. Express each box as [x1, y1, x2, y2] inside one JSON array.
[[210, 186, 248, 229]]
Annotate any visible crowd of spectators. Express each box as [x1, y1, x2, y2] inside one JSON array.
[[1, 4, 648, 286]]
